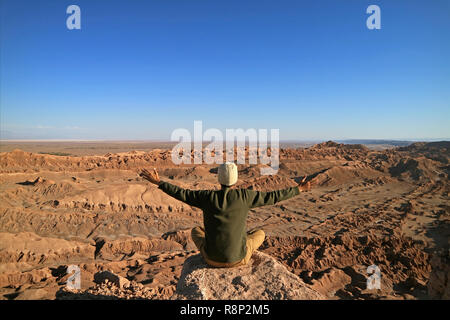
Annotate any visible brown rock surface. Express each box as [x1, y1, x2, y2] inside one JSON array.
[[172, 251, 325, 300], [94, 271, 130, 289], [427, 250, 450, 299]]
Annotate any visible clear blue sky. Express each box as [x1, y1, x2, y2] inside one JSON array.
[[1, 0, 449, 140]]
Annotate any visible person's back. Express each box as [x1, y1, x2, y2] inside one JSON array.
[[140, 162, 311, 267], [201, 186, 250, 263]]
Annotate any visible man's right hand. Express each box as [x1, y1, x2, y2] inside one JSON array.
[[140, 168, 161, 185], [297, 176, 312, 192]]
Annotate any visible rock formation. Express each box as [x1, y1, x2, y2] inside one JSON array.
[[172, 251, 325, 300], [1, 141, 448, 300], [427, 250, 450, 299]]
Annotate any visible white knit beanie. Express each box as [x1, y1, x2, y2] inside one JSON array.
[[218, 162, 238, 186]]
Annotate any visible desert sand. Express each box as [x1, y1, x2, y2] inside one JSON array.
[[0, 141, 448, 300]]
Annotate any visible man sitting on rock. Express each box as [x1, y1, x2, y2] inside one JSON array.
[[140, 163, 312, 268]]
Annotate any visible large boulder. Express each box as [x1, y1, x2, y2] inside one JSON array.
[[172, 251, 325, 300]]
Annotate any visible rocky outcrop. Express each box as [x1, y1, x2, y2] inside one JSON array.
[[162, 229, 196, 250], [94, 271, 130, 289], [58, 272, 157, 300], [427, 250, 450, 299], [172, 251, 325, 300]]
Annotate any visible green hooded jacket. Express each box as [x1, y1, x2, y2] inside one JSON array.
[[158, 181, 300, 263]]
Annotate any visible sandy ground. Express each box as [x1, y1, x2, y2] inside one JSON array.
[[0, 141, 448, 300]]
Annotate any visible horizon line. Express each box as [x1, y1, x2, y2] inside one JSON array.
[[1, 138, 449, 143]]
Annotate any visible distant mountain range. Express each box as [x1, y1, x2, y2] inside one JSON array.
[[279, 139, 450, 149], [336, 139, 414, 147]]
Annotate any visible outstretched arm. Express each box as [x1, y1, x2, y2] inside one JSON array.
[[246, 176, 312, 208], [246, 186, 299, 208], [140, 168, 206, 208]]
